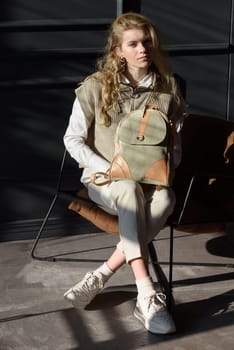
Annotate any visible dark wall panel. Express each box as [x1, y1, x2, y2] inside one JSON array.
[[1, 89, 73, 177], [0, 1, 117, 234], [142, 0, 232, 120], [1, 88, 82, 223], [0, 0, 115, 21], [1, 54, 98, 87], [142, 0, 231, 45], [2, 30, 108, 51], [169, 55, 228, 117]]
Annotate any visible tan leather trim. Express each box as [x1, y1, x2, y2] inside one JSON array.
[[144, 158, 169, 185], [137, 109, 151, 141], [110, 154, 132, 179], [137, 104, 159, 141]]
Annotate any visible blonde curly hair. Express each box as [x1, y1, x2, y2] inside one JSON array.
[[95, 12, 177, 125]]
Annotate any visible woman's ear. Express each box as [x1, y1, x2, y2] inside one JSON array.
[[115, 46, 122, 57]]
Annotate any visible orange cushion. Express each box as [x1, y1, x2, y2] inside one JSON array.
[[68, 188, 119, 234]]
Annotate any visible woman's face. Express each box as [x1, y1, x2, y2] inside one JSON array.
[[115, 28, 154, 72]]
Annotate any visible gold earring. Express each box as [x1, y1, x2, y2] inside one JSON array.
[[119, 56, 126, 71]]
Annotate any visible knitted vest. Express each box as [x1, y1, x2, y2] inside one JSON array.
[[75, 73, 174, 163]]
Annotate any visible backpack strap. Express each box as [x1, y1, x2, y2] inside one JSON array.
[[90, 171, 111, 186], [137, 104, 158, 141]]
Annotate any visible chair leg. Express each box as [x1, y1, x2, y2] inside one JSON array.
[[168, 224, 174, 310], [31, 149, 68, 261], [148, 241, 174, 309], [31, 193, 59, 261]]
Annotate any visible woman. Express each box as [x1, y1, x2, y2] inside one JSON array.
[[63, 12, 186, 334]]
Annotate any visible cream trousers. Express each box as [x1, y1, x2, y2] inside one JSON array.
[[87, 180, 176, 263]]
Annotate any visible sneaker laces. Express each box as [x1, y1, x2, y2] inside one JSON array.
[[146, 293, 167, 312], [156, 293, 167, 306], [73, 273, 104, 295]]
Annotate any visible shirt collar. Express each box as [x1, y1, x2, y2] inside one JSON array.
[[120, 72, 153, 88]]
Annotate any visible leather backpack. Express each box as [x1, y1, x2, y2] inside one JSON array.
[[91, 103, 173, 187]]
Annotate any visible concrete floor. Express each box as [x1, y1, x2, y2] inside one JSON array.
[[0, 225, 233, 350]]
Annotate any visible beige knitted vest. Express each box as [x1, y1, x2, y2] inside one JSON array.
[[75, 73, 174, 163]]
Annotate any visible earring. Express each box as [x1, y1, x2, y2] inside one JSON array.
[[119, 56, 126, 71]]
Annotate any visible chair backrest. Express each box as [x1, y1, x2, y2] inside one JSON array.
[[171, 115, 234, 225], [177, 115, 234, 175]]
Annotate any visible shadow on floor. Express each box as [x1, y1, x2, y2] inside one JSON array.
[[60, 289, 234, 349], [206, 233, 234, 258], [174, 289, 234, 334]]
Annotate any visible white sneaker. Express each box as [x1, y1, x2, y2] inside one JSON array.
[[64, 272, 104, 309], [134, 293, 176, 334]]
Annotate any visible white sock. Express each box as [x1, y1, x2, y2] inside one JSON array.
[[93, 262, 114, 283], [136, 276, 155, 298]]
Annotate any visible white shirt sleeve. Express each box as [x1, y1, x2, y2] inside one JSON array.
[[63, 98, 110, 181]]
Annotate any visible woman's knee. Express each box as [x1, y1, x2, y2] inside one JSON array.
[[163, 188, 176, 209], [110, 180, 143, 200], [152, 188, 176, 215]]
